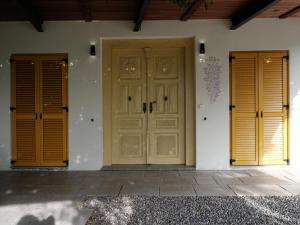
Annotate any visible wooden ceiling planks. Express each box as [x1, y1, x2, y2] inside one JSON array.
[[0, 0, 300, 22], [260, 0, 300, 17]]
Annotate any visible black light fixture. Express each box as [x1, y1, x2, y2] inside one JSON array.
[[199, 42, 205, 55], [90, 44, 96, 56]]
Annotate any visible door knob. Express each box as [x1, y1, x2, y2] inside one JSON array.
[[143, 103, 147, 113], [149, 101, 157, 113]]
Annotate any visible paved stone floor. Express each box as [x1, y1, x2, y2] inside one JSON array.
[[1, 168, 300, 224]]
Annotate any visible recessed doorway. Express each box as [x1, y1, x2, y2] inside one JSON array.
[[102, 38, 195, 166]]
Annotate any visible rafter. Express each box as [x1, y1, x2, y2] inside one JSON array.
[[79, 0, 92, 22], [231, 0, 282, 30], [279, 5, 300, 19], [180, 0, 205, 21], [16, 0, 43, 32], [133, 0, 150, 32]]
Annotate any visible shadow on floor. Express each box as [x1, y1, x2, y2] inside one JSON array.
[[17, 215, 55, 225]]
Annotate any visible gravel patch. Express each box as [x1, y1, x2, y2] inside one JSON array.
[[81, 196, 300, 225]]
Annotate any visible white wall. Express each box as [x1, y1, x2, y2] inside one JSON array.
[[0, 19, 300, 170]]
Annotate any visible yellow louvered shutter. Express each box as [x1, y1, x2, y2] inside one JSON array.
[[39, 55, 68, 166], [259, 52, 288, 165], [11, 56, 39, 166], [231, 53, 259, 165]]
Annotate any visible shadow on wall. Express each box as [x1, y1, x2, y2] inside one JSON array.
[[17, 215, 55, 225]]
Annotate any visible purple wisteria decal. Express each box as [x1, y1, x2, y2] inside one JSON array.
[[203, 56, 222, 103]]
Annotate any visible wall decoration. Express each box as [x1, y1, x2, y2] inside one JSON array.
[[203, 56, 222, 103]]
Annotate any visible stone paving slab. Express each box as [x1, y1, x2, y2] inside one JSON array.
[[280, 184, 300, 195], [160, 184, 196, 196], [240, 176, 296, 185], [194, 184, 236, 196], [120, 184, 159, 196], [229, 184, 292, 196]]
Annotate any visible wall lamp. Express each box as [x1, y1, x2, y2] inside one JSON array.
[[199, 42, 206, 63], [90, 44, 96, 56], [199, 42, 205, 55]]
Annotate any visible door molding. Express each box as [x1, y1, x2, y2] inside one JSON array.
[[102, 38, 195, 166]]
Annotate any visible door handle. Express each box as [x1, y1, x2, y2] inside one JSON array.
[[143, 102, 147, 113], [40, 113, 42, 119], [149, 101, 157, 113]]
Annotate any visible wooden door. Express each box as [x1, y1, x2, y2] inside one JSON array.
[[231, 51, 289, 166], [11, 54, 68, 167], [231, 53, 259, 165], [11, 55, 40, 166], [259, 52, 288, 165], [39, 55, 68, 166], [111, 48, 147, 164], [147, 47, 185, 164]]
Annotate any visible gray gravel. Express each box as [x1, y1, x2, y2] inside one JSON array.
[[81, 196, 300, 225]]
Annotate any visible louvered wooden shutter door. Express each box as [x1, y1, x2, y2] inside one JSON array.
[[12, 56, 39, 166], [39, 55, 68, 166], [231, 53, 259, 165], [259, 52, 288, 165]]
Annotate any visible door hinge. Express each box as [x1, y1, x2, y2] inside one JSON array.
[[62, 59, 68, 64], [284, 159, 290, 165], [9, 58, 15, 63], [11, 160, 16, 164], [62, 106, 68, 112], [283, 105, 289, 109], [283, 56, 289, 60], [229, 105, 236, 111], [229, 56, 236, 62], [63, 160, 69, 166], [230, 159, 236, 164], [10, 107, 16, 112]]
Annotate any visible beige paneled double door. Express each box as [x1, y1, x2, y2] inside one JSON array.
[[111, 47, 185, 164]]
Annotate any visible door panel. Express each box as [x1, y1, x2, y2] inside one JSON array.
[[231, 53, 259, 165], [40, 56, 68, 166], [111, 49, 147, 164], [259, 53, 288, 165], [12, 56, 39, 166], [147, 48, 185, 164]]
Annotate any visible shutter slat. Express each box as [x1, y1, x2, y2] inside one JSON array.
[[16, 119, 36, 161], [15, 60, 36, 114], [43, 119, 64, 162]]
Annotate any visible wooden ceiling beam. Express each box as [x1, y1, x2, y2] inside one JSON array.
[[79, 0, 92, 22], [133, 0, 150, 32], [16, 0, 43, 32], [279, 5, 300, 19], [180, 0, 205, 21], [231, 0, 282, 30]]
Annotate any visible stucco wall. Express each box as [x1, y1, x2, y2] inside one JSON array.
[[0, 19, 300, 170]]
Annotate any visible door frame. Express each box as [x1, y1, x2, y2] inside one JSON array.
[[102, 38, 196, 166]]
